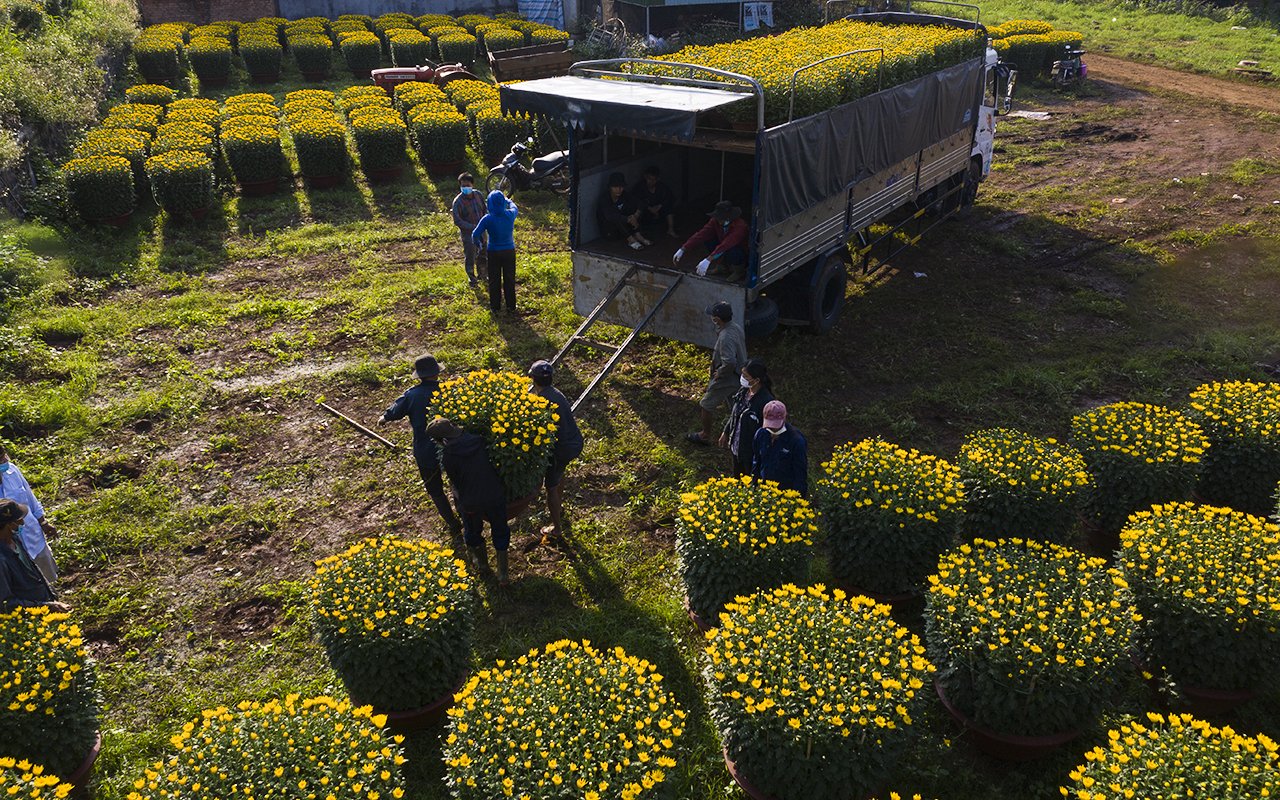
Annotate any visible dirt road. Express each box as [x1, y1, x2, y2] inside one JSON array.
[[1087, 52, 1280, 114]]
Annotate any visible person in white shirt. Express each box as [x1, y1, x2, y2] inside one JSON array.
[[0, 442, 58, 585]]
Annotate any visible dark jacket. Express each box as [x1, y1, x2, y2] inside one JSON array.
[[596, 188, 638, 228], [752, 426, 808, 498], [0, 541, 55, 610], [439, 432, 506, 509], [383, 379, 440, 469], [473, 190, 518, 252], [531, 384, 584, 465], [631, 179, 673, 214], [724, 387, 774, 469]]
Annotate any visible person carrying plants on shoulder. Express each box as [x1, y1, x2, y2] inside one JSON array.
[[0, 498, 67, 612], [451, 172, 487, 287], [378, 354, 463, 538], [597, 171, 648, 250], [0, 440, 59, 586], [472, 189, 519, 314], [720, 359, 774, 477], [752, 400, 808, 498], [632, 164, 677, 238], [527, 359, 584, 545], [673, 200, 748, 283], [689, 301, 747, 446], [426, 416, 513, 586]]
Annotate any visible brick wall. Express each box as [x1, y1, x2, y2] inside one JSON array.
[[139, 0, 278, 25]]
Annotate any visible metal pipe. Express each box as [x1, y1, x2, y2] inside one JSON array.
[[788, 48, 884, 122], [317, 402, 402, 452]]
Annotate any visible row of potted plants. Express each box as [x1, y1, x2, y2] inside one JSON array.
[[988, 21, 1086, 76], [284, 89, 348, 187], [339, 86, 409, 182], [440, 79, 529, 165], [394, 82, 469, 175]]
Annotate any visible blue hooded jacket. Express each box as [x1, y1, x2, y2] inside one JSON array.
[[472, 190, 518, 252]]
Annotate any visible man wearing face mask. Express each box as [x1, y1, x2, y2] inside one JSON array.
[[451, 172, 487, 287], [0, 498, 66, 611], [672, 200, 748, 283], [0, 442, 58, 586], [751, 401, 808, 498], [688, 301, 747, 446]]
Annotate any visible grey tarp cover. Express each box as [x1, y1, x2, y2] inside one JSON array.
[[500, 76, 751, 141], [759, 57, 984, 228]]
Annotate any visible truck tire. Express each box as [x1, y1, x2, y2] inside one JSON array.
[[961, 157, 983, 207], [807, 253, 847, 334], [744, 297, 779, 339]]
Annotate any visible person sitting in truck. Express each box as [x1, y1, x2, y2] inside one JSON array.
[[673, 200, 747, 283], [597, 172, 650, 250], [632, 165, 677, 239]]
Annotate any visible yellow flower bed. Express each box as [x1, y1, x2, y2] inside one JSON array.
[[676, 475, 816, 620], [926, 538, 1138, 736], [0, 758, 74, 799], [1119, 501, 1280, 691], [444, 639, 685, 800], [658, 19, 985, 125], [127, 695, 407, 800], [705, 584, 934, 800], [1062, 713, 1280, 799], [1187, 380, 1280, 514]]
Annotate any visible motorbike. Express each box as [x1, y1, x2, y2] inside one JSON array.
[[1050, 45, 1088, 88], [486, 139, 570, 195]]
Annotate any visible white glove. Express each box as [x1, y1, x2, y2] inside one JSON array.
[[696, 258, 711, 277], [673, 248, 685, 266]]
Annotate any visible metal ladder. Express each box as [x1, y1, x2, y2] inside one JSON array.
[[551, 265, 685, 413]]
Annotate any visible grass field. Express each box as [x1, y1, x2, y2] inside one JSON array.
[[4, 26, 1280, 800]]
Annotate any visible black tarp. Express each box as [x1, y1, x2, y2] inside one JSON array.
[[758, 57, 984, 228], [500, 76, 752, 141]]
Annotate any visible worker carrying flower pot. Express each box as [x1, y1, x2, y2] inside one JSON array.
[[426, 417, 512, 586], [673, 200, 748, 283]]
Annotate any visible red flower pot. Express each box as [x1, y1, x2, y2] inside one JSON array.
[[1180, 684, 1256, 716], [365, 165, 405, 183], [198, 75, 229, 88], [350, 675, 467, 734], [426, 158, 464, 178], [238, 178, 280, 197], [66, 732, 102, 794], [506, 491, 537, 520], [935, 680, 1081, 761], [834, 580, 917, 606], [250, 72, 280, 84], [301, 70, 330, 82], [303, 173, 343, 189], [723, 748, 778, 800], [91, 211, 132, 227]]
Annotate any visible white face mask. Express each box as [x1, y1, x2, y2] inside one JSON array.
[[740, 375, 751, 388]]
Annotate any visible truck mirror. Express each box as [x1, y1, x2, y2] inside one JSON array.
[[995, 66, 1017, 115]]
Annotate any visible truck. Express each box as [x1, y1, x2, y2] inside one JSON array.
[[499, 4, 1015, 407]]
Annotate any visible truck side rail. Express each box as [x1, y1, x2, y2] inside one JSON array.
[[568, 58, 766, 131], [824, 0, 981, 26], [788, 48, 884, 122]]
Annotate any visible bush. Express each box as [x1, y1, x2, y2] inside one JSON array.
[[133, 29, 183, 83], [0, 608, 100, 777], [340, 84, 388, 101], [350, 109, 407, 173], [289, 113, 348, 178], [433, 370, 560, 501], [337, 13, 373, 30], [285, 88, 336, 106], [409, 105, 468, 164], [73, 129, 148, 183], [125, 696, 407, 800], [707, 584, 934, 800], [187, 36, 232, 83], [444, 78, 499, 112], [124, 83, 175, 106], [1062, 713, 1280, 799], [309, 538, 474, 710], [444, 640, 685, 800], [223, 91, 276, 108], [986, 19, 1054, 38], [956, 427, 1091, 544], [341, 31, 382, 76], [240, 35, 283, 78], [156, 120, 215, 142], [221, 123, 283, 184], [991, 30, 1084, 74], [456, 14, 495, 33], [482, 27, 524, 53], [169, 97, 217, 114], [1070, 401, 1208, 534], [145, 150, 214, 216], [102, 104, 163, 136], [437, 31, 477, 66], [473, 106, 527, 163], [529, 27, 570, 47], [1186, 380, 1280, 515], [341, 93, 393, 114], [416, 13, 455, 30], [291, 35, 333, 76], [62, 155, 134, 222], [388, 29, 429, 66], [926, 538, 1136, 736], [151, 130, 215, 159], [1119, 501, 1280, 692], [394, 81, 448, 113], [0, 757, 76, 798], [676, 475, 815, 621], [815, 438, 963, 596]]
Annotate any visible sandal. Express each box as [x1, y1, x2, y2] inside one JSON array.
[[628, 240, 644, 250], [686, 432, 711, 446]]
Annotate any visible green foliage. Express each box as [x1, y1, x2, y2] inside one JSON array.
[[240, 35, 283, 78], [707, 585, 934, 800], [528, 27, 570, 47], [926, 538, 1136, 736], [73, 128, 148, 185], [956, 427, 1091, 544], [0, 608, 101, 777], [474, 107, 527, 164], [145, 150, 214, 217], [221, 122, 283, 184], [991, 29, 1085, 75], [133, 28, 183, 83], [481, 26, 524, 53], [124, 83, 175, 106], [1070, 402, 1208, 533], [1119, 502, 1280, 693], [1186, 380, 1280, 516], [340, 31, 382, 76], [409, 104, 467, 164], [288, 111, 347, 178], [816, 438, 963, 596], [62, 154, 134, 221], [291, 35, 332, 76], [349, 108, 407, 172], [436, 31, 477, 66], [444, 640, 685, 800], [675, 475, 815, 621], [388, 29, 430, 66], [309, 538, 474, 711], [186, 36, 232, 83]]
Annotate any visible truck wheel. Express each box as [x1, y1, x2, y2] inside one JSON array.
[[807, 254, 847, 334], [744, 297, 779, 339], [961, 157, 983, 207]]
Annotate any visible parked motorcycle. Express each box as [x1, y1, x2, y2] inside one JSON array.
[[486, 139, 569, 195], [1050, 45, 1087, 88]]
